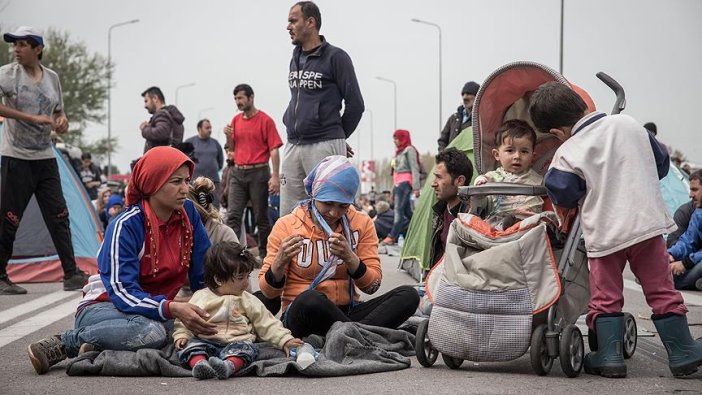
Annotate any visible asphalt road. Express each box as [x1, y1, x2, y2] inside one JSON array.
[[2, 254, 701, 394]]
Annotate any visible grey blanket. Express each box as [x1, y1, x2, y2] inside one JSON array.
[[65, 322, 415, 377]]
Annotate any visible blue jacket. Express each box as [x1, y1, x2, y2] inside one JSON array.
[[283, 36, 364, 144], [96, 199, 210, 321], [668, 208, 702, 270]]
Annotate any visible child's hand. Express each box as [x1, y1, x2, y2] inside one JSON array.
[[283, 338, 305, 356], [174, 338, 188, 350], [474, 175, 490, 185]]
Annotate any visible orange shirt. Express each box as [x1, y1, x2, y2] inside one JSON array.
[[258, 206, 382, 311]]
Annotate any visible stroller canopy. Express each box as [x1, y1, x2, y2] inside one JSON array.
[[472, 61, 596, 175]]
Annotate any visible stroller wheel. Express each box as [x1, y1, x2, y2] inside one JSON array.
[[441, 353, 464, 370], [559, 324, 584, 378], [415, 319, 438, 367], [530, 324, 553, 375], [623, 312, 637, 359]]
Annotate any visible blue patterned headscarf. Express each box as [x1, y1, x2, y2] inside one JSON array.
[[304, 155, 360, 204], [298, 155, 360, 289]]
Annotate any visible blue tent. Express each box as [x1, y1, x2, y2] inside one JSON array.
[[660, 161, 690, 217], [1, 122, 101, 282]]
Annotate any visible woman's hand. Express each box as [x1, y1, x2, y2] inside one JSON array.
[[174, 338, 188, 350], [271, 235, 304, 281], [283, 338, 305, 356], [329, 232, 360, 272], [169, 302, 217, 336]]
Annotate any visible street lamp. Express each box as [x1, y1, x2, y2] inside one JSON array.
[[365, 109, 374, 162], [411, 18, 442, 132], [375, 76, 397, 130], [107, 18, 139, 178], [175, 83, 196, 107], [559, 0, 564, 74]]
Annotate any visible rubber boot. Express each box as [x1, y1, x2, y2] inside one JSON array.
[[584, 313, 627, 378], [652, 313, 702, 377]]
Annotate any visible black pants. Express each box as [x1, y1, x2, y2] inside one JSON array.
[[225, 166, 271, 258], [0, 157, 77, 278], [284, 285, 420, 338], [253, 290, 281, 316]]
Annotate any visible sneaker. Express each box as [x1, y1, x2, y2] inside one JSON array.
[[208, 356, 234, 379], [27, 335, 67, 374], [0, 275, 27, 295], [695, 278, 702, 291], [381, 236, 395, 245], [192, 360, 217, 380], [63, 271, 89, 291]]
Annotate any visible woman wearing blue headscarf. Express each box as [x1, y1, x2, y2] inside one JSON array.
[[258, 156, 419, 338]]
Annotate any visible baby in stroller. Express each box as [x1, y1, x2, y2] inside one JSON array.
[[416, 61, 638, 378], [473, 119, 544, 230]]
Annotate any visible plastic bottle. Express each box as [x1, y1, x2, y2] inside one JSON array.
[[295, 343, 317, 369], [398, 234, 405, 248]]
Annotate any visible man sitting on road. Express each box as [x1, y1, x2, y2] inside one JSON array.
[[668, 170, 702, 291], [667, 170, 700, 248], [429, 148, 473, 268]]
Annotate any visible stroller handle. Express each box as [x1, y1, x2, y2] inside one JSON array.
[[596, 72, 626, 115], [458, 183, 548, 199]]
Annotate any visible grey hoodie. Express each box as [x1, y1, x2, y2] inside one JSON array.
[[141, 105, 185, 153]]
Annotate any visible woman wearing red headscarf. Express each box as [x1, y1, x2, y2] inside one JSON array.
[[381, 130, 421, 245], [27, 147, 215, 375]]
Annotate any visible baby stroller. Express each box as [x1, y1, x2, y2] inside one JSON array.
[[414, 61, 638, 377]]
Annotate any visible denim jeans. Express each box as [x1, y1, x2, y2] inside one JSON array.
[[673, 262, 702, 290], [389, 182, 412, 240], [61, 302, 170, 357], [178, 338, 258, 366]]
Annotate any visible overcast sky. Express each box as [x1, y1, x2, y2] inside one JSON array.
[[3, 0, 701, 173]]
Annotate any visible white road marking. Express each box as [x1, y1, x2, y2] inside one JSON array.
[[0, 290, 78, 325], [0, 297, 79, 348], [623, 278, 702, 306]]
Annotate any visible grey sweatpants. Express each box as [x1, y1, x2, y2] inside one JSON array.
[[279, 138, 346, 216]]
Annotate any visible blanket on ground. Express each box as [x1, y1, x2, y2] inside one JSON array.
[[65, 322, 415, 377]]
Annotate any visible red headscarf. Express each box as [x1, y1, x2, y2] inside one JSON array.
[[127, 146, 195, 275], [393, 129, 421, 167]]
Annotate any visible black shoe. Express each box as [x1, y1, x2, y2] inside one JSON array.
[[28, 335, 67, 374], [695, 278, 702, 291], [63, 271, 89, 291], [0, 275, 27, 295]]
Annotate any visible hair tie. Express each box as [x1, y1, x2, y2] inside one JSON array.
[[197, 191, 212, 208]]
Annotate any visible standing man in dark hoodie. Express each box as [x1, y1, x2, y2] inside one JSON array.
[[437, 81, 480, 152], [280, 1, 365, 215], [139, 86, 185, 153]]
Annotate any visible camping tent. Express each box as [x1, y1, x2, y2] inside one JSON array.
[[398, 127, 475, 281], [0, 122, 101, 282], [660, 162, 690, 218]]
